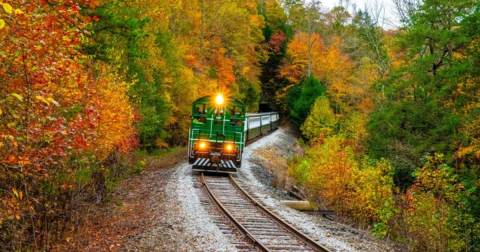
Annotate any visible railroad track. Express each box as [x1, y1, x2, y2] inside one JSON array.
[[199, 173, 331, 252]]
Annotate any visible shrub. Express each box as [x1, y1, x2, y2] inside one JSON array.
[[300, 96, 337, 140], [288, 136, 395, 227]]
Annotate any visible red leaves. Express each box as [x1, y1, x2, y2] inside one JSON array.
[[27, 4, 36, 13], [269, 31, 286, 52], [74, 136, 88, 149], [92, 16, 100, 22]]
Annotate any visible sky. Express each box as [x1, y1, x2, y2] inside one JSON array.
[[319, 0, 401, 28]]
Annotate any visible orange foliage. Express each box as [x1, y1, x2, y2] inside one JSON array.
[[211, 48, 236, 89], [281, 33, 373, 113], [280, 32, 323, 83], [87, 68, 136, 159], [0, 0, 135, 248]]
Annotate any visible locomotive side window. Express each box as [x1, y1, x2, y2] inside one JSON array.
[[193, 116, 207, 124], [230, 119, 243, 127], [193, 103, 207, 124], [195, 104, 206, 114]]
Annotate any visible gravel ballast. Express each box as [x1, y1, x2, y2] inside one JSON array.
[[237, 128, 396, 252], [75, 127, 397, 251]]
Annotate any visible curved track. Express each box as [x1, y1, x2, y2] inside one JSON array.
[[200, 173, 331, 252]]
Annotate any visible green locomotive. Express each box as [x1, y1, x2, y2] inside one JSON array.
[[188, 94, 246, 173]]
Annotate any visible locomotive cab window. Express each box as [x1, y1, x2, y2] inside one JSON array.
[[230, 106, 244, 127], [230, 106, 244, 117]]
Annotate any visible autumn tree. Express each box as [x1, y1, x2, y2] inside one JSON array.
[[258, 0, 291, 110], [288, 0, 322, 76], [300, 96, 337, 140], [281, 31, 373, 114], [0, 0, 136, 250], [288, 135, 395, 227]]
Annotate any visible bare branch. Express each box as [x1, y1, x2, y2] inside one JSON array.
[[0, 162, 23, 172]]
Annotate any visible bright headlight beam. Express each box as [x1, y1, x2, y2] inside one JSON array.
[[216, 94, 224, 105]]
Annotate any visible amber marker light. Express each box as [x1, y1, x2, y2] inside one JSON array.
[[216, 93, 224, 105]]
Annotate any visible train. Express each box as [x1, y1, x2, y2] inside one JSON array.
[[188, 94, 279, 173]]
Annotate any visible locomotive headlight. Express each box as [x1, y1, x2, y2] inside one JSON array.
[[225, 144, 234, 152], [199, 142, 206, 149], [216, 94, 224, 105]]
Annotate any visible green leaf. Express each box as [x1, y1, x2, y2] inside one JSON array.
[[11, 93, 22, 101]]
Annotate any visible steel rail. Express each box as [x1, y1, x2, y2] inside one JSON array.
[[200, 173, 271, 252], [229, 175, 332, 252]]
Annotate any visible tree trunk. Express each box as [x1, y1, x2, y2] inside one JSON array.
[[200, 0, 205, 52]]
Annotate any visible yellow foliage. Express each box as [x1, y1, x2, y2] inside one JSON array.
[[340, 112, 369, 154], [400, 191, 461, 251], [455, 77, 480, 162], [87, 67, 136, 160], [2, 3, 12, 14], [300, 96, 337, 140], [289, 136, 394, 226]]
